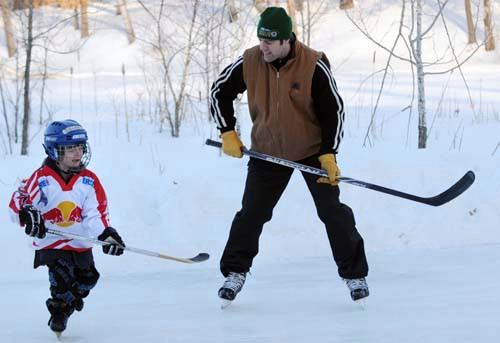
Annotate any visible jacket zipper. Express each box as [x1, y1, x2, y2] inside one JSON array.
[[276, 70, 280, 116]]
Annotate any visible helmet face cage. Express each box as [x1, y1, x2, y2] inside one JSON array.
[[55, 142, 92, 171], [43, 120, 91, 172]]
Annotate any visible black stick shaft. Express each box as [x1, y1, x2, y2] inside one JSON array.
[[205, 139, 475, 206]]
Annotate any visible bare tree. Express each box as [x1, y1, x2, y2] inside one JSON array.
[[0, 64, 12, 154], [175, 0, 200, 135], [295, 0, 304, 12], [492, 140, 500, 156], [414, 0, 427, 148], [117, 0, 135, 44], [1, 0, 17, 57], [137, 0, 200, 137], [295, 0, 330, 46], [226, 0, 238, 22], [136, 0, 255, 136], [121, 63, 130, 142], [287, 0, 297, 36], [347, 0, 483, 148], [20, 2, 34, 155], [12, 2, 85, 154], [484, 0, 495, 51], [340, 0, 354, 10], [81, 0, 89, 38], [73, 7, 79, 31], [464, 0, 476, 44], [196, 0, 255, 120], [13, 51, 22, 143], [254, 0, 266, 13], [38, 41, 49, 125]]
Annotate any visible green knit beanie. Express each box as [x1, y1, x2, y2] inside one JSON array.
[[257, 7, 292, 40]]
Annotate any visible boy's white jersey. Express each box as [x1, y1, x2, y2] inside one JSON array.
[[9, 164, 109, 252]]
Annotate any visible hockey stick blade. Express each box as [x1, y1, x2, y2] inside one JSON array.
[[132, 249, 210, 264], [205, 139, 475, 206], [338, 171, 475, 206], [186, 253, 210, 263], [47, 229, 210, 264], [410, 170, 475, 206]]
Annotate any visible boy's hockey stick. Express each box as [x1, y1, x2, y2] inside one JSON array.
[[47, 229, 210, 263], [205, 139, 475, 207]]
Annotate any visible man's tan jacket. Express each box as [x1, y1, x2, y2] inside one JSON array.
[[243, 40, 323, 161]]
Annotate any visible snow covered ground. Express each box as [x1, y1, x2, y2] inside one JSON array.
[[2, 245, 500, 342], [1, 1, 499, 342]]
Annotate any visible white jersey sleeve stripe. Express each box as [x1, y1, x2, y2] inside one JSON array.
[[317, 59, 345, 151], [210, 56, 244, 129], [26, 171, 40, 199]]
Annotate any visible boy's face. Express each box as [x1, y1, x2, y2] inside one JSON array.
[[259, 38, 290, 62], [58, 144, 84, 171]]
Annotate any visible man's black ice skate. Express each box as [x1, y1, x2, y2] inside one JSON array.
[[344, 278, 369, 301], [46, 299, 74, 337], [218, 272, 246, 308]]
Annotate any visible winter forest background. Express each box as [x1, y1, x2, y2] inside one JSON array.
[[0, 1, 499, 342]]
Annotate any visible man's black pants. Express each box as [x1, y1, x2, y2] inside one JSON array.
[[220, 156, 368, 279]]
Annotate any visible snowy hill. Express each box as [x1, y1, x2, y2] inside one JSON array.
[[0, 1, 499, 342]]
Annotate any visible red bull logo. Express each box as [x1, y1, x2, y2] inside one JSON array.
[[43, 201, 82, 228]]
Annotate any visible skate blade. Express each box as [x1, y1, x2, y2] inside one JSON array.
[[221, 299, 233, 309], [54, 331, 62, 340], [354, 298, 367, 310]]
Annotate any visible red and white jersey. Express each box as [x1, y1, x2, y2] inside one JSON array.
[[9, 164, 110, 252]]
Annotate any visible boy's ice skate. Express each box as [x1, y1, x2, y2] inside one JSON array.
[[46, 298, 74, 337]]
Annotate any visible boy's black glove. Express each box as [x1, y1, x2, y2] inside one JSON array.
[[97, 227, 125, 256], [19, 205, 46, 239]]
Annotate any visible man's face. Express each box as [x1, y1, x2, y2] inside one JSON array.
[[259, 39, 289, 62], [58, 144, 84, 171]]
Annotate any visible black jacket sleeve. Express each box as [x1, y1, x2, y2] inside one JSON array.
[[209, 56, 246, 133], [311, 54, 345, 155]]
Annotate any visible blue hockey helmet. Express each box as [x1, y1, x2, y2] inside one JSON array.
[[43, 119, 91, 170]]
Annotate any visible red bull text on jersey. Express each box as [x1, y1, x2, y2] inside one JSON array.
[[9, 165, 109, 252]]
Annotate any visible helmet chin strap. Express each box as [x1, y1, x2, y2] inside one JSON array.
[[56, 160, 84, 175]]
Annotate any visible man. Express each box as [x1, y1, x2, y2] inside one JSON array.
[[210, 7, 369, 305], [8, 119, 126, 336]]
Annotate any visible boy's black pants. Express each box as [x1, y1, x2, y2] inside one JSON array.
[[35, 250, 100, 308], [220, 156, 369, 279]]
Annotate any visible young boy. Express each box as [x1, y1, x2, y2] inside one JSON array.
[[8, 119, 126, 336]]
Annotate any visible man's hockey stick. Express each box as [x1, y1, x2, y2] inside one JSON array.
[[46, 229, 210, 263], [205, 139, 475, 207]]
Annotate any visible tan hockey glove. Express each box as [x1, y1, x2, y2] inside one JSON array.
[[317, 153, 340, 186], [221, 130, 245, 158]]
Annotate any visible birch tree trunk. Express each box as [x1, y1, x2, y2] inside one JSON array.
[[73, 8, 80, 30], [0, 0, 17, 57], [484, 0, 495, 51], [287, 0, 297, 37], [117, 0, 135, 44], [304, 0, 311, 46], [340, 0, 354, 10], [254, 0, 266, 13], [0, 74, 12, 154], [121, 63, 130, 142], [295, 0, 304, 12], [172, 0, 199, 137], [226, 0, 238, 22], [464, 0, 476, 44], [81, 0, 89, 38], [416, 0, 427, 149], [39, 44, 49, 125], [21, 3, 34, 155]]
